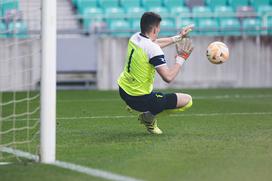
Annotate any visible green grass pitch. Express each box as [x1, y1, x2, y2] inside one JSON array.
[[1, 88, 272, 181]]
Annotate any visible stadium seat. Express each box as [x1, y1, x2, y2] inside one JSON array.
[[8, 21, 28, 38], [1, 0, 19, 17], [82, 7, 104, 32], [268, 17, 272, 34], [141, 0, 162, 8], [148, 6, 169, 18], [214, 6, 234, 21], [98, 0, 119, 9], [0, 22, 7, 38], [170, 6, 190, 16], [242, 18, 261, 35], [159, 19, 176, 36], [205, 0, 228, 9], [105, 7, 126, 23], [236, 6, 256, 19], [126, 7, 145, 25], [220, 18, 241, 35], [109, 20, 130, 37], [120, 0, 141, 10], [192, 6, 213, 24], [131, 19, 141, 31], [257, 5, 272, 15], [228, 0, 249, 10], [197, 18, 220, 35], [77, 0, 98, 14], [176, 18, 197, 35], [163, 0, 185, 8], [251, 0, 270, 9]]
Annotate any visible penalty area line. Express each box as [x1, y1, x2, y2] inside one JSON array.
[[0, 147, 143, 181]]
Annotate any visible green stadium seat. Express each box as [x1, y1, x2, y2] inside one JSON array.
[[220, 18, 241, 35], [251, 0, 270, 9], [8, 21, 28, 38], [257, 5, 272, 15], [197, 18, 220, 35], [176, 18, 197, 35], [148, 6, 169, 18], [131, 19, 140, 31], [192, 6, 212, 24], [163, 0, 185, 8], [263, 16, 272, 35], [98, 0, 119, 8], [105, 7, 126, 22], [214, 6, 235, 20], [0, 22, 7, 38], [242, 18, 261, 35], [170, 6, 190, 15], [268, 17, 272, 34], [109, 20, 130, 37], [126, 7, 145, 25], [141, 0, 162, 8], [228, 0, 249, 10], [77, 0, 98, 14], [205, 0, 228, 9], [82, 7, 104, 32], [120, 0, 141, 10], [1, 0, 19, 16], [159, 19, 176, 36]]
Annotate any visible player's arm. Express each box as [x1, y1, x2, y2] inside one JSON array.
[[156, 38, 194, 83], [155, 24, 194, 49]]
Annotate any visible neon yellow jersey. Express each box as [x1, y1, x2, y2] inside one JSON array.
[[118, 32, 166, 96]]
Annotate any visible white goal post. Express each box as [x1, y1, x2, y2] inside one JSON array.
[[40, 0, 57, 163]]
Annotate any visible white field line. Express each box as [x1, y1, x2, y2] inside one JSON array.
[[0, 147, 143, 181], [2, 112, 272, 122], [56, 112, 272, 120], [58, 94, 272, 103]]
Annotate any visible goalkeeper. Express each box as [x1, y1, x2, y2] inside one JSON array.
[[117, 12, 194, 134]]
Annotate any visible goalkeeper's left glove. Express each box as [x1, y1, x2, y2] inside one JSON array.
[[175, 38, 194, 65]]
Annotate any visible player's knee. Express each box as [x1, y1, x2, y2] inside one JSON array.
[[176, 93, 192, 108]]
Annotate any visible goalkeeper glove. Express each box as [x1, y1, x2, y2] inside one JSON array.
[[175, 38, 194, 65], [171, 24, 195, 43]]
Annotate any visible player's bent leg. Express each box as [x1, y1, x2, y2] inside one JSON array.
[[157, 93, 193, 117]]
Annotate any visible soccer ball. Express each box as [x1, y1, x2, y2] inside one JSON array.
[[206, 41, 229, 64]]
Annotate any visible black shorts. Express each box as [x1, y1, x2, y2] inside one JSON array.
[[119, 86, 177, 115]]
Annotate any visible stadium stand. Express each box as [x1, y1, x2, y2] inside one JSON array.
[[98, 0, 119, 8], [0, 22, 7, 38], [220, 18, 241, 35], [228, 0, 249, 10], [109, 19, 130, 37], [0, 0, 28, 38], [8, 20, 28, 38], [70, 0, 272, 36], [242, 18, 262, 35], [120, 0, 141, 10], [205, 0, 228, 9]]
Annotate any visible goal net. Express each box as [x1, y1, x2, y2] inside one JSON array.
[[0, 0, 56, 163]]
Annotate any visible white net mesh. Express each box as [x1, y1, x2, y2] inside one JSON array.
[[0, 0, 41, 161]]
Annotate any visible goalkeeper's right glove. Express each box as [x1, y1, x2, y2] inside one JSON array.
[[175, 38, 194, 66]]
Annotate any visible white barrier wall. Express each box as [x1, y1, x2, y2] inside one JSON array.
[[0, 36, 272, 91], [97, 36, 272, 90]]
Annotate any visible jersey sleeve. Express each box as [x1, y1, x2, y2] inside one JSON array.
[[147, 43, 166, 68]]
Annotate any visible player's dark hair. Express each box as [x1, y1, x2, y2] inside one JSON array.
[[140, 12, 161, 34]]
